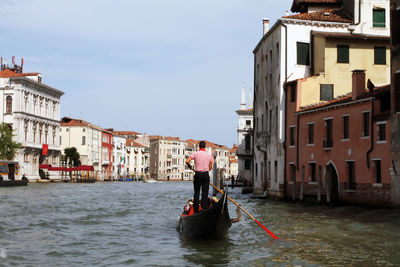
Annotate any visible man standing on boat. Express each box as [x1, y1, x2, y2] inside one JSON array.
[[185, 141, 214, 213]]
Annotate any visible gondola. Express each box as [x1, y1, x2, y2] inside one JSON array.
[[176, 191, 232, 239]]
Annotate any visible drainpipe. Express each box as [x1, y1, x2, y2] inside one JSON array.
[[366, 98, 375, 168], [252, 52, 256, 188], [282, 21, 288, 198]]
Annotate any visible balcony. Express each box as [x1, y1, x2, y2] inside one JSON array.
[[323, 139, 333, 150]]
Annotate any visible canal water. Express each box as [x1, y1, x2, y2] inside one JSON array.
[[0, 182, 400, 266]]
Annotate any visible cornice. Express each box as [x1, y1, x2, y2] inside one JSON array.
[[9, 77, 64, 98]]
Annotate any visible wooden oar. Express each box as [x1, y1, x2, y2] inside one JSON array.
[[209, 182, 280, 240]]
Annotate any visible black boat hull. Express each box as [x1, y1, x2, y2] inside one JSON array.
[[177, 192, 232, 239], [0, 180, 28, 187]]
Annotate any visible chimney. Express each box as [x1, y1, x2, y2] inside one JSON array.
[[352, 70, 366, 100], [263, 18, 270, 35], [240, 83, 246, 110]]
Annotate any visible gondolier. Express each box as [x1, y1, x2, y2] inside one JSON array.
[[185, 141, 213, 213]]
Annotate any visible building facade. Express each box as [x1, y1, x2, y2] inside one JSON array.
[[0, 62, 64, 180], [253, 0, 390, 198], [149, 136, 186, 181], [101, 130, 113, 180], [126, 138, 149, 179], [60, 117, 104, 179], [285, 71, 391, 206], [236, 85, 253, 186], [390, 0, 400, 204], [112, 135, 127, 179]]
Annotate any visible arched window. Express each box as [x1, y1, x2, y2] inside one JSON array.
[[6, 96, 12, 113]]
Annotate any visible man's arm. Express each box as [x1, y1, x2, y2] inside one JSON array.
[[186, 157, 194, 170], [209, 159, 213, 171]]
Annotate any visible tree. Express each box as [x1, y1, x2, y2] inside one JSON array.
[[0, 123, 22, 160], [64, 147, 81, 167]]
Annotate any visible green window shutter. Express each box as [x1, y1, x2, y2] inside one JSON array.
[[320, 84, 334, 101], [337, 45, 349, 63], [374, 46, 386, 65], [297, 42, 310, 66], [373, 9, 385, 27]]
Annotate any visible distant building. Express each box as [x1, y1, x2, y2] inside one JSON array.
[[149, 136, 186, 181], [390, 0, 400, 205], [112, 134, 127, 179], [228, 145, 239, 179], [253, 0, 390, 198], [0, 59, 64, 180], [126, 138, 149, 179], [101, 129, 113, 180], [285, 71, 391, 206], [236, 84, 253, 186], [60, 117, 111, 180]]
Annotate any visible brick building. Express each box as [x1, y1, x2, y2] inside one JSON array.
[[285, 71, 391, 206]]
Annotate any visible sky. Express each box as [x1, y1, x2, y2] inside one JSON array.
[[0, 0, 290, 147]]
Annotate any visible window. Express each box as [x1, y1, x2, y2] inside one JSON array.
[[373, 8, 385, 27], [246, 120, 251, 126], [320, 84, 334, 101], [24, 154, 29, 162], [337, 45, 349, 63], [374, 46, 386, 65], [290, 85, 296, 102], [343, 115, 349, 139], [308, 123, 314, 144], [290, 164, 296, 182], [269, 110, 272, 132], [275, 107, 278, 132], [346, 161, 356, 190], [60, 136, 62, 145], [268, 161, 271, 180], [6, 96, 12, 113], [274, 161, 278, 182], [289, 126, 295, 146], [245, 159, 251, 170], [82, 136, 86, 145], [324, 119, 333, 148], [309, 163, 316, 182], [83, 128, 86, 132], [363, 112, 370, 137], [373, 160, 382, 183], [297, 42, 310, 65], [378, 123, 386, 141]]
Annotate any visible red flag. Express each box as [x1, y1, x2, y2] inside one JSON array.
[[42, 144, 48, 155]]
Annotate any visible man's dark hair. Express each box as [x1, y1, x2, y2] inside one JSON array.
[[199, 141, 206, 149]]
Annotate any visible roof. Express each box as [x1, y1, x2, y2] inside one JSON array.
[[126, 138, 145, 147], [283, 8, 352, 23], [0, 68, 40, 78], [113, 131, 142, 136], [60, 117, 113, 134], [298, 84, 390, 113], [184, 139, 229, 150], [291, 0, 342, 13], [312, 31, 390, 41], [149, 135, 182, 142]]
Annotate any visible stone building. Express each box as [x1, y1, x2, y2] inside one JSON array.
[[236, 84, 253, 186], [112, 134, 127, 179], [0, 60, 63, 180], [253, 0, 390, 198], [126, 138, 149, 179], [149, 136, 186, 181], [60, 117, 108, 180], [390, 0, 400, 205]]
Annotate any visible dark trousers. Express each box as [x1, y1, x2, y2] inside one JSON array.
[[193, 171, 210, 213]]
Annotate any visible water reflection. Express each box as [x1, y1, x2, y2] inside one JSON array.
[[181, 238, 234, 266]]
